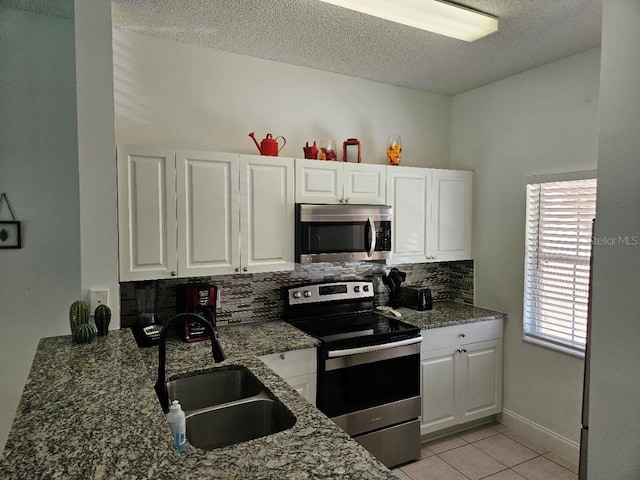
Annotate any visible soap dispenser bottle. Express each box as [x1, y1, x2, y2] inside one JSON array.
[[166, 399, 186, 453]]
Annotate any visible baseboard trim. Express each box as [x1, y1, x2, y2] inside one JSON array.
[[498, 409, 580, 465], [421, 417, 496, 443]]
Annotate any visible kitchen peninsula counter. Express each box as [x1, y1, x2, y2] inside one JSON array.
[[0, 328, 393, 480]]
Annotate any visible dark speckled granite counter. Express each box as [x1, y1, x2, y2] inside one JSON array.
[[0, 324, 393, 480], [0, 332, 178, 480], [0, 302, 504, 479], [390, 300, 506, 329], [137, 320, 321, 381]]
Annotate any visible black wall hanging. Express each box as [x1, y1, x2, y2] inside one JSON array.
[[0, 193, 21, 249]]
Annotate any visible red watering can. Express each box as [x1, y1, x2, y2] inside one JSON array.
[[249, 132, 286, 156]]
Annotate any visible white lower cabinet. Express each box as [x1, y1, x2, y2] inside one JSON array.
[[259, 348, 317, 406], [420, 320, 503, 436]]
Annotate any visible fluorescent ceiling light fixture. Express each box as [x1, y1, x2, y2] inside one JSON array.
[[318, 0, 498, 42]]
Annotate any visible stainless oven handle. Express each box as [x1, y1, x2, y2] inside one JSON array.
[[367, 216, 376, 257], [327, 336, 423, 358]]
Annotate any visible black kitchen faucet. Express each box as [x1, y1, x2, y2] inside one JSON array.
[[154, 313, 226, 412]]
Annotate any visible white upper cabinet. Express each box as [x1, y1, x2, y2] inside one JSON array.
[[295, 159, 342, 204], [239, 155, 295, 273], [430, 169, 473, 262], [295, 159, 386, 205], [176, 150, 240, 277], [117, 145, 177, 281], [386, 166, 430, 264], [387, 166, 472, 264], [117, 146, 295, 281], [118, 145, 471, 281], [343, 163, 387, 205]]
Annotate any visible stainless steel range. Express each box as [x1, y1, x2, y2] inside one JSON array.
[[283, 280, 422, 468]]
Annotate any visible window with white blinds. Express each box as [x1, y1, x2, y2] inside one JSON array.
[[523, 175, 597, 355]]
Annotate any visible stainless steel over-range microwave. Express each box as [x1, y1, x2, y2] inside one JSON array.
[[295, 204, 392, 264]]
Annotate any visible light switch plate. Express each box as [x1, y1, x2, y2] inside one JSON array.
[[90, 289, 109, 313]]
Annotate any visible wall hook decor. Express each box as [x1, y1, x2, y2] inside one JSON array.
[[0, 193, 21, 249]]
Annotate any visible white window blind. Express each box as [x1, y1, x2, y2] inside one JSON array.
[[523, 175, 597, 355]]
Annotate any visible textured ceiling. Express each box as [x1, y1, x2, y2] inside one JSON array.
[[3, 0, 602, 95]]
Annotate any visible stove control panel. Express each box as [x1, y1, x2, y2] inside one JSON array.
[[287, 281, 374, 305]]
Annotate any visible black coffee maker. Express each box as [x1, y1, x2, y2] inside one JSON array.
[[176, 283, 218, 342], [382, 267, 406, 308]]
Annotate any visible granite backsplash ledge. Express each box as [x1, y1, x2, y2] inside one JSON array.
[[120, 260, 474, 327]]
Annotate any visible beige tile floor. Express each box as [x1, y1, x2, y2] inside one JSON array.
[[392, 424, 578, 480]]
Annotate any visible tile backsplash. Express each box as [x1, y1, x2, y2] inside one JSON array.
[[120, 260, 473, 328]]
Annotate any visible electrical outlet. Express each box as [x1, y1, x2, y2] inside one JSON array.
[[90, 289, 109, 313]]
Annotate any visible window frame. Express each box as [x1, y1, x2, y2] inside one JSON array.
[[523, 171, 597, 358]]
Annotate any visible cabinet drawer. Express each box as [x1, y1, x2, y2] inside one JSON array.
[[259, 347, 317, 379], [421, 319, 503, 352]]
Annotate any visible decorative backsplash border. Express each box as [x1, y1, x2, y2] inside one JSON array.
[[119, 260, 474, 328]]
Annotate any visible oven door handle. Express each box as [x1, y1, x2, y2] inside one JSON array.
[[366, 216, 376, 257], [327, 336, 423, 358]]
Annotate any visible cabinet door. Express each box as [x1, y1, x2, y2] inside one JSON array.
[[295, 158, 343, 204], [430, 169, 472, 261], [240, 155, 295, 273], [117, 145, 177, 281], [420, 349, 458, 435], [343, 163, 386, 205], [458, 339, 502, 423], [259, 348, 317, 405], [386, 166, 430, 263], [176, 150, 240, 277], [284, 373, 317, 406]]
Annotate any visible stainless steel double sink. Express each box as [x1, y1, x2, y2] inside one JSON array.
[[166, 366, 296, 450]]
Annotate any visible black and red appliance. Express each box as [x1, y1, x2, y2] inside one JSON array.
[[176, 283, 218, 342]]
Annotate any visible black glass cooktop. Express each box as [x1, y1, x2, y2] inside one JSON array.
[[290, 312, 419, 349]]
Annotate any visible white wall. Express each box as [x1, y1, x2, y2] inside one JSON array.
[[0, 8, 80, 453], [112, 29, 451, 168], [450, 48, 601, 462], [75, 0, 119, 327], [588, 1, 640, 477]]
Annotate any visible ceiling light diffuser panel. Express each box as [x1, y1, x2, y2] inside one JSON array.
[[318, 0, 498, 42]]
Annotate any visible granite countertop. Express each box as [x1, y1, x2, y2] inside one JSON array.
[[0, 332, 179, 480], [137, 319, 320, 381], [0, 325, 393, 480], [392, 300, 506, 329], [0, 301, 504, 479]]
